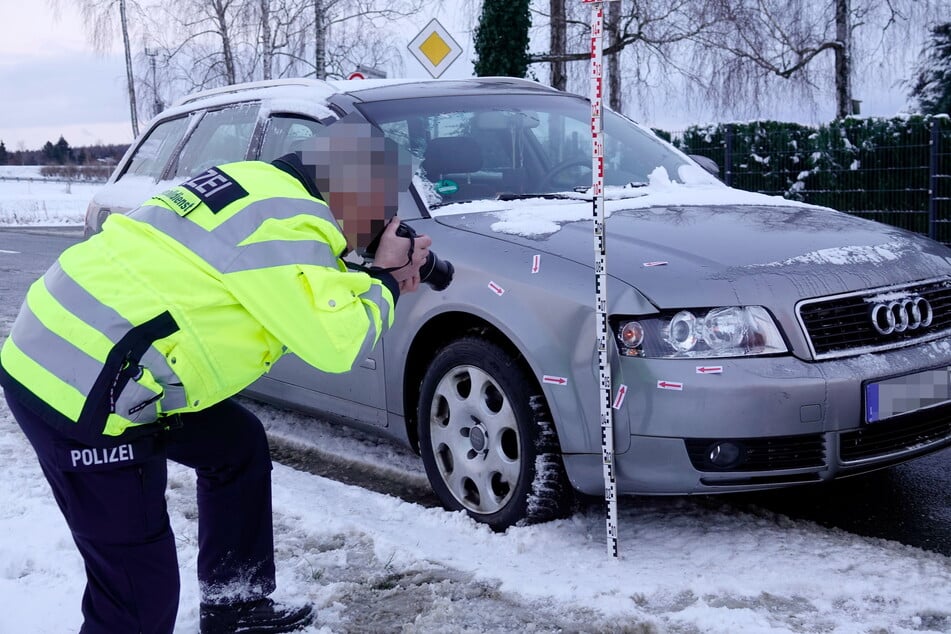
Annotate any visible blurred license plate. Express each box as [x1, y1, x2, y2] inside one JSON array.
[[865, 367, 951, 423]]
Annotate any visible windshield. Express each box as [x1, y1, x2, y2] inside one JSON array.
[[357, 93, 695, 207]]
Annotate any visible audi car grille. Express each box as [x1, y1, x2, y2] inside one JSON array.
[[797, 278, 951, 359]]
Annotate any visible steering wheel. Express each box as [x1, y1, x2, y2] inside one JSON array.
[[539, 159, 592, 191]]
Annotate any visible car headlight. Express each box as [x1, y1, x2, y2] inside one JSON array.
[[613, 306, 787, 358]]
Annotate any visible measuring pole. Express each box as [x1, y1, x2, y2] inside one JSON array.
[[582, 0, 619, 558]]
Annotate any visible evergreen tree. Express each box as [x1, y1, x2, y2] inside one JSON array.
[[910, 22, 951, 115], [54, 136, 72, 164], [473, 0, 531, 78], [0, 140, 7, 166], [42, 141, 57, 164]]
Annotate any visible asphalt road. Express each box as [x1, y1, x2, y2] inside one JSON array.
[[2, 225, 949, 557]]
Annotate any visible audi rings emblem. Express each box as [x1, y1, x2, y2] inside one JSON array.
[[869, 297, 933, 335]]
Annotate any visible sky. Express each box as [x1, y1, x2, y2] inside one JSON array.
[[0, 2, 481, 152], [0, 2, 925, 154], [0, 3, 135, 150]]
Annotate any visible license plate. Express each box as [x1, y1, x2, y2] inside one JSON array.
[[865, 367, 951, 423]]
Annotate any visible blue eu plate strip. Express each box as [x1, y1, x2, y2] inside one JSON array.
[[866, 382, 880, 423]]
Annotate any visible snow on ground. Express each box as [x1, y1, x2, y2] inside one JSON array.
[[0, 167, 100, 226], [2, 179, 951, 633], [3, 398, 951, 634]]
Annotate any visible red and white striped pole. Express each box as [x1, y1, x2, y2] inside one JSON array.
[[582, 0, 619, 559]]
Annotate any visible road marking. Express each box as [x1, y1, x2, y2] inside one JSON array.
[[0, 249, 20, 254]]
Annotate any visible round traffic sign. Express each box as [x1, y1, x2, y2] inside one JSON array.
[[347, 71, 366, 80]]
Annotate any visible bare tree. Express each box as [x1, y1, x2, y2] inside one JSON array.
[[52, 0, 146, 136], [259, 0, 272, 80], [135, 0, 428, 108], [549, 0, 566, 91], [207, 0, 238, 84], [312, 0, 327, 79], [606, 0, 621, 112], [118, 0, 139, 134], [530, 0, 722, 114], [301, 0, 424, 79], [692, 0, 945, 119], [834, 0, 852, 118]]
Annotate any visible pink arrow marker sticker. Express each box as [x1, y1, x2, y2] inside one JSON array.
[[531, 254, 541, 274], [696, 366, 723, 374], [612, 384, 628, 409], [657, 380, 683, 391], [642, 261, 669, 267], [488, 281, 505, 296], [543, 375, 568, 386]]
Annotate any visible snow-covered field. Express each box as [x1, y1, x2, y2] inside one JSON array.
[[1, 178, 951, 633], [0, 166, 100, 226]]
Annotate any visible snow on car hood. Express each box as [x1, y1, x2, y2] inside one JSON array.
[[432, 179, 951, 308]]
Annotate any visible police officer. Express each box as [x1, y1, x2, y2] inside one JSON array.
[[0, 121, 432, 633]]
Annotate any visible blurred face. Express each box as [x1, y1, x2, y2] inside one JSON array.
[[299, 119, 412, 250]]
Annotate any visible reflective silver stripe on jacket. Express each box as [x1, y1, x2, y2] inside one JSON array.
[[130, 192, 392, 379], [129, 197, 341, 272], [24, 263, 188, 412], [351, 281, 389, 363], [8, 301, 100, 396]]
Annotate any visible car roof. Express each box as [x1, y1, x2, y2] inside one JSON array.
[[168, 76, 562, 113]]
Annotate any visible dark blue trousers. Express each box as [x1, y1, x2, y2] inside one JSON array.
[[5, 392, 276, 634]]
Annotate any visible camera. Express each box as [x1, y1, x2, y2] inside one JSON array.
[[365, 221, 454, 291]]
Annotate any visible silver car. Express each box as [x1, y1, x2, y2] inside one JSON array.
[[86, 77, 951, 529]]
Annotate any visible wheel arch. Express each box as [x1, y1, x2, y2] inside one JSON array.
[[402, 311, 548, 454]]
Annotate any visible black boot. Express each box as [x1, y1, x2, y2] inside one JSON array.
[[200, 598, 314, 633]]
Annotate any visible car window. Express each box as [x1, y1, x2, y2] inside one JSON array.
[[119, 116, 189, 181], [358, 93, 691, 203], [529, 112, 590, 169], [171, 103, 260, 178], [258, 115, 324, 163]]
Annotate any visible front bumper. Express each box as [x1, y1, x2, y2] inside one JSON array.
[[562, 339, 951, 495]]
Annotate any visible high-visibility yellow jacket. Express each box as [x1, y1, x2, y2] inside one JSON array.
[[0, 160, 397, 446]]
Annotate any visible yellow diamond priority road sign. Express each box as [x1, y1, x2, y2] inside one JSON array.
[[409, 18, 462, 78]]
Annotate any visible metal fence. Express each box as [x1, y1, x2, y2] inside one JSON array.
[[672, 117, 951, 245]]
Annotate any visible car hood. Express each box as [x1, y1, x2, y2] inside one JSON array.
[[434, 197, 951, 308]]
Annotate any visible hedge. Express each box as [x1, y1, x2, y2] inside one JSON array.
[[668, 115, 951, 241]]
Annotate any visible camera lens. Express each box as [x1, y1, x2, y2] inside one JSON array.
[[419, 252, 454, 291]]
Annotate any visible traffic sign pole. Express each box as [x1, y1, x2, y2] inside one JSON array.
[[582, 0, 619, 559]]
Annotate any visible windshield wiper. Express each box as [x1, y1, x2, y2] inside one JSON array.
[[568, 181, 648, 194], [428, 192, 580, 209], [429, 184, 650, 209], [496, 192, 584, 201]]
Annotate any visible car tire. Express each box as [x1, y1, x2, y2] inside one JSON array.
[[417, 337, 571, 530]]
